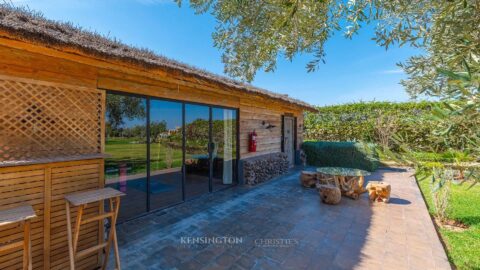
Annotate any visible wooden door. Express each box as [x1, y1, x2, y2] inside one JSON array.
[[283, 116, 295, 167]]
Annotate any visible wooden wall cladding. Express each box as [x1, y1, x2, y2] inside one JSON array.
[[239, 99, 304, 159], [0, 75, 104, 162], [0, 159, 103, 270]]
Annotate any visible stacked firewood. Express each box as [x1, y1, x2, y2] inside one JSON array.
[[244, 153, 289, 185]]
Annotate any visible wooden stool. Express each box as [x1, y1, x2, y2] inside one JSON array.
[[366, 181, 391, 203], [316, 184, 341, 205], [300, 171, 317, 188], [0, 205, 36, 270], [65, 187, 125, 270]]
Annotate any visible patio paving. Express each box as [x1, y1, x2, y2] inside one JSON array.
[[110, 168, 451, 270]]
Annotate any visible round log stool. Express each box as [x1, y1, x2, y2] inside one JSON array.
[[366, 181, 391, 203], [300, 171, 317, 188], [316, 184, 341, 205]]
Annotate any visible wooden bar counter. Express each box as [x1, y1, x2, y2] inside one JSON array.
[[0, 157, 105, 270]]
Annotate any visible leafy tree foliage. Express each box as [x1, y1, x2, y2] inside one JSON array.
[[179, 0, 479, 158], [150, 121, 168, 143], [106, 94, 146, 131], [305, 101, 439, 151], [178, 0, 479, 97], [305, 101, 480, 153]]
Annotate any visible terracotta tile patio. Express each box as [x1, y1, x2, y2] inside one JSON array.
[[109, 168, 451, 270]]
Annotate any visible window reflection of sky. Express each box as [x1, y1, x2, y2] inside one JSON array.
[[106, 97, 238, 129], [185, 104, 209, 124], [151, 100, 182, 130]]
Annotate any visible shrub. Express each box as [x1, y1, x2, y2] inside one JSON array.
[[302, 141, 380, 172], [412, 151, 475, 163], [303, 101, 477, 152]]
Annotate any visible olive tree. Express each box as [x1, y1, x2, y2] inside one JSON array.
[[177, 0, 479, 98], [177, 0, 479, 183]]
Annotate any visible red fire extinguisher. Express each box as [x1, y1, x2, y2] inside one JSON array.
[[249, 129, 257, 152]]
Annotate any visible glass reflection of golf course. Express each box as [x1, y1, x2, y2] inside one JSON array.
[[104, 93, 237, 220], [105, 118, 236, 180], [105, 137, 183, 180]]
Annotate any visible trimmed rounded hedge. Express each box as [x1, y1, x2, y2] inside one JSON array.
[[302, 141, 379, 172]]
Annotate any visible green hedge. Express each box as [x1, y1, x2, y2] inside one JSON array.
[[302, 141, 380, 172], [303, 101, 476, 152]]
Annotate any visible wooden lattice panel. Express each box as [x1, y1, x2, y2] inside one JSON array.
[[0, 76, 103, 162]]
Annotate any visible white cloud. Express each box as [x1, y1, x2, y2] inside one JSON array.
[[379, 69, 404, 74]]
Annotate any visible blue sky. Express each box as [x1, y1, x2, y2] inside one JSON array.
[[14, 0, 422, 106]]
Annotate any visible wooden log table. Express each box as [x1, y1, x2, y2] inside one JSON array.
[[316, 167, 371, 200], [65, 187, 125, 270], [300, 171, 318, 188], [0, 205, 36, 270]]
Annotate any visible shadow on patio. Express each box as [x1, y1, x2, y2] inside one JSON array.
[[109, 167, 450, 270]]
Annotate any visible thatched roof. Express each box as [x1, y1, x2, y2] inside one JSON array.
[[0, 5, 316, 111]]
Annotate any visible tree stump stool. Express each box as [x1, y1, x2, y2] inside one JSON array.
[[366, 181, 391, 203], [337, 175, 367, 200], [316, 184, 341, 205], [300, 171, 317, 188]]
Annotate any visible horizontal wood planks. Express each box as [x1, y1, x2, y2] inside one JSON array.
[[0, 168, 44, 270], [0, 42, 307, 161], [0, 45, 97, 88], [239, 98, 303, 159], [0, 159, 103, 270]]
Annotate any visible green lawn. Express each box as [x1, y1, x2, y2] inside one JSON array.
[[416, 173, 480, 269], [105, 138, 183, 178]]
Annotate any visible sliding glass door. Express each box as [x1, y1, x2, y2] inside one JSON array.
[[105, 92, 238, 221], [149, 100, 183, 210], [105, 94, 147, 222], [184, 104, 210, 199], [212, 108, 237, 191]]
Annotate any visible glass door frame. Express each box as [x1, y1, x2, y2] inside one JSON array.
[[183, 103, 240, 200], [104, 89, 240, 216]]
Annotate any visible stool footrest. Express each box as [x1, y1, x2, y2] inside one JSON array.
[[81, 212, 114, 225], [0, 240, 23, 253], [75, 242, 107, 260]]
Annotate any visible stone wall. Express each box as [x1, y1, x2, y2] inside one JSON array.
[[242, 152, 290, 185]]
